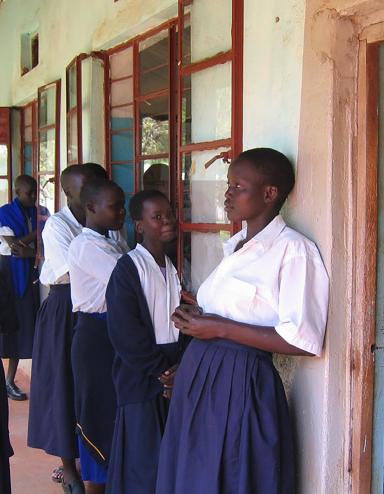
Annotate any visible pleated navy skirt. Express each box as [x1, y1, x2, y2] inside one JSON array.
[[106, 395, 169, 494], [0, 255, 39, 359], [0, 359, 13, 494], [28, 284, 78, 459], [156, 338, 296, 494], [71, 312, 116, 467]]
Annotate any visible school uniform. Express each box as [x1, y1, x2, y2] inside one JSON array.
[[28, 206, 125, 459], [68, 228, 128, 482], [0, 281, 15, 494], [0, 198, 40, 360], [105, 244, 184, 494], [156, 215, 329, 494]]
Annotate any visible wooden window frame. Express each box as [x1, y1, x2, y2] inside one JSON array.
[[105, 18, 178, 189], [66, 55, 86, 165], [0, 107, 12, 203], [20, 99, 38, 176], [176, 0, 244, 285], [37, 79, 61, 212]]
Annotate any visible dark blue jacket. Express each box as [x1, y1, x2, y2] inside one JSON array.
[[106, 254, 185, 407]]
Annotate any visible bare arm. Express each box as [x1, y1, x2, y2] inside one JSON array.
[[171, 308, 314, 356]]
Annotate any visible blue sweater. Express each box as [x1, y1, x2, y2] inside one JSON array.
[[106, 254, 185, 407]]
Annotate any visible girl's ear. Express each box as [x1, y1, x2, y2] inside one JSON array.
[[135, 219, 143, 234], [63, 187, 72, 200], [264, 185, 278, 204]]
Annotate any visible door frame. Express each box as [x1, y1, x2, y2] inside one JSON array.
[[351, 23, 382, 494]]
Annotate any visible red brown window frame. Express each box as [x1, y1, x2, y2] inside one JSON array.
[[0, 107, 12, 203], [37, 79, 61, 212], [176, 0, 244, 279], [20, 99, 38, 176], [66, 54, 87, 165], [104, 18, 178, 196]]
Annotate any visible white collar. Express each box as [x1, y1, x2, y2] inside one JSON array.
[[134, 243, 177, 274], [82, 227, 108, 239], [223, 215, 286, 256]]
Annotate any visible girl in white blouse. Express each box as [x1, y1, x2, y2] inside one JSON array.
[[156, 148, 329, 494]]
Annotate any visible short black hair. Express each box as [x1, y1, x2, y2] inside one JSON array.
[[129, 189, 169, 221], [234, 148, 295, 210], [83, 163, 108, 179], [60, 164, 91, 188], [80, 178, 123, 208], [14, 174, 37, 190]]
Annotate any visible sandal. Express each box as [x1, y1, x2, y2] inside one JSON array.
[[52, 466, 64, 484], [62, 479, 85, 494]]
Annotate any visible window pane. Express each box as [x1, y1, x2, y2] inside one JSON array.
[[39, 129, 56, 172], [183, 0, 232, 64], [141, 159, 170, 197], [182, 62, 231, 144], [111, 106, 134, 131], [111, 78, 133, 107], [39, 174, 55, 214], [24, 161, 33, 176], [182, 148, 230, 224], [139, 30, 169, 95], [68, 63, 77, 110], [39, 86, 56, 127], [111, 130, 134, 162], [25, 126, 32, 142], [24, 105, 32, 126], [110, 47, 133, 79], [111, 163, 135, 195], [0, 178, 8, 206], [0, 145, 7, 175], [68, 112, 78, 163], [140, 96, 169, 155], [182, 230, 230, 294]]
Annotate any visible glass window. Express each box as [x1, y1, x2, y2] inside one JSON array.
[[0, 178, 8, 206], [141, 158, 170, 197], [181, 148, 230, 224], [139, 30, 169, 95], [39, 86, 56, 127], [0, 144, 7, 175], [181, 62, 231, 145], [140, 96, 169, 155], [182, 0, 232, 64], [182, 230, 230, 293]]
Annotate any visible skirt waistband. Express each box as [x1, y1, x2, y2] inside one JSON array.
[[78, 312, 107, 321], [197, 338, 272, 359], [49, 283, 71, 291]]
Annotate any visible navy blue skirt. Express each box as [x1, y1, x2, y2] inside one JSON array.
[[28, 284, 78, 459], [156, 338, 295, 494], [106, 395, 169, 494], [0, 255, 39, 359], [0, 359, 12, 494], [71, 312, 116, 467]]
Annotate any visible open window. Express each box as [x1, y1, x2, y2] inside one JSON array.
[[177, 0, 243, 293], [0, 108, 12, 205], [37, 80, 61, 214], [106, 21, 177, 245], [21, 100, 38, 176], [66, 54, 106, 166]]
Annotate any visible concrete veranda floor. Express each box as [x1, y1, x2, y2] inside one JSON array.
[[6, 364, 61, 494]]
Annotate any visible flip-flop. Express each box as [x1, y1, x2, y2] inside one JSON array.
[[52, 466, 64, 484]]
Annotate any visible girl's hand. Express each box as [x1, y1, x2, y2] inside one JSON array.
[[11, 242, 35, 258], [171, 308, 224, 340], [159, 364, 178, 400]]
